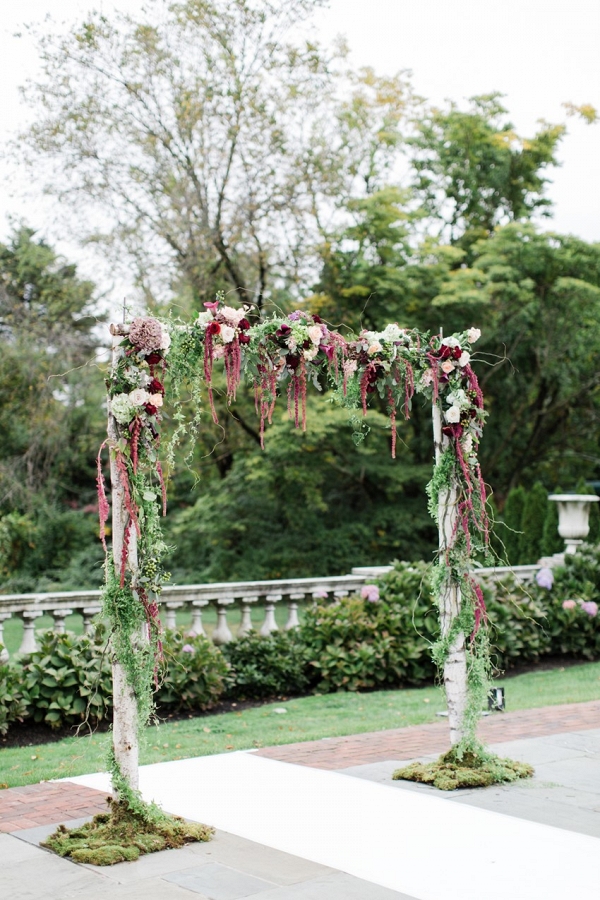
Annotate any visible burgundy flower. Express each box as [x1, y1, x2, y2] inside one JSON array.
[[207, 321, 221, 336], [452, 345, 462, 360], [149, 377, 165, 395], [286, 354, 300, 370], [442, 424, 463, 438], [146, 352, 162, 365], [239, 333, 251, 344], [144, 403, 158, 416], [312, 314, 323, 323], [238, 318, 250, 331], [439, 345, 452, 360], [276, 324, 292, 338]]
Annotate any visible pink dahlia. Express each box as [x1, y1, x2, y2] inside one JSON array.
[[129, 317, 164, 351]]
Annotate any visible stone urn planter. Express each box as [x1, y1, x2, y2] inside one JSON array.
[[548, 493, 600, 554]]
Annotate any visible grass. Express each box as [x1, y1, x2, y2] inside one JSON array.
[[2, 660, 600, 789]]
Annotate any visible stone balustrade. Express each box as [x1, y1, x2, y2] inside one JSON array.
[[0, 574, 368, 658], [0, 561, 548, 660]]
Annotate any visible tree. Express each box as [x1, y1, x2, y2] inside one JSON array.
[[22, 0, 415, 312], [520, 482, 548, 564], [410, 93, 564, 248], [0, 228, 104, 590], [502, 486, 525, 565]]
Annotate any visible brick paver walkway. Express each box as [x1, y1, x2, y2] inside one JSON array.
[[0, 781, 109, 833], [255, 699, 600, 769], [1, 699, 598, 832]]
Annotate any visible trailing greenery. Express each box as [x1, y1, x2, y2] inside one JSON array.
[[0, 657, 29, 736]]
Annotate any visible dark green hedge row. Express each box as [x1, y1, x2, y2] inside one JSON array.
[[2, 550, 600, 736]]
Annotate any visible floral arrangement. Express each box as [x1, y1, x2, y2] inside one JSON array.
[[98, 303, 493, 763]]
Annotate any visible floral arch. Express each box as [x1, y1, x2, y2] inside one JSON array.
[[97, 299, 525, 804]]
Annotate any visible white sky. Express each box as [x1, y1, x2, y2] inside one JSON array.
[[0, 0, 598, 292]]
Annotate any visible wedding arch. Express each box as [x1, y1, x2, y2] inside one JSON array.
[[97, 299, 528, 806]]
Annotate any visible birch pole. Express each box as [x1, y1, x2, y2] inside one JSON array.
[[108, 325, 140, 794], [432, 400, 468, 746]]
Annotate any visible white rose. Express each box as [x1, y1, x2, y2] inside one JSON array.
[[467, 327, 481, 344], [159, 331, 171, 351], [129, 388, 151, 406], [220, 325, 236, 344], [441, 336, 460, 348], [447, 389, 467, 406], [458, 351, 471, 367], [368, 341, 382, 355], [445, 405, 461, 424], [308, 324, 323, 345], [382, 323, 402, 342], [149, 394, 163, 407], [197, 311, 213, 326], [303, 347, 318, 361]]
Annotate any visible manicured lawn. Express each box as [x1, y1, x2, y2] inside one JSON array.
[[2, 661, 600, 789]]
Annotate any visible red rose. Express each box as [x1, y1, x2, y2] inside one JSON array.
[[207, 321, 221, 336], [439, 345, 452, 360], [239, 333, 251, 344], [146, 352, 162, 365], [149, 377, 165, 394], [452, 346, 462, 360], [144, 403, 158, 416], [312, 314, 323, 323], [239, 318, 250, 331]]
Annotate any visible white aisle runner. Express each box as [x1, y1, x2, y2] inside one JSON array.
[[68, 751, 597, 900]]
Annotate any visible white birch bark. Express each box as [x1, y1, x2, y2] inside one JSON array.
[[108, 327, 140, 794], [432, 402, 468, 746]]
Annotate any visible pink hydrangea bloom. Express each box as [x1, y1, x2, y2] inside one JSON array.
[[182, 644, 195, 653], [562, 599, 577, 610], [361, 584, 380, 603], [581, 601, 598, 617]]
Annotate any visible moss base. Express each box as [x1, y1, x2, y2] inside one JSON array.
[[41, 798, 213, 865], [392, 747, 534, 792]]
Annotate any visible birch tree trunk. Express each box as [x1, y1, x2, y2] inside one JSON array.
[[432, 402, 468, 746], [108, 330, 140, 794]]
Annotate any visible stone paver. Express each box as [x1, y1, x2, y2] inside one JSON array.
[[255, 699, 600, 769]]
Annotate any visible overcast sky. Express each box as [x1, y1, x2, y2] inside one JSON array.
[[1, 0, 598, 286]]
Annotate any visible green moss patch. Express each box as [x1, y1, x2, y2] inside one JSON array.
[[41, 798, 213, 866], [392, 747, 534, 792]]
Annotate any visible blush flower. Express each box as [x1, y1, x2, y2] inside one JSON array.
[[441, 360, 454, 374], [129, 317, 164, 351], [129, 388, 151, 406], [220, 325, 236, 343], [182, 644, 195, 653], [562, 599, 577, 610], [308, 324, 323, 345], [368, 341, 383, 355], [149, 393, 163, 407], [467, 328, 481, 343], [458, 351, 471, 367]]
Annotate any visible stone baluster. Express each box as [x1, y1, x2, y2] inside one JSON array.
[[190, 600, 208, 637], [238, 595, 258, 638], [18, 611, 44, 655], [165, 601, 184, 631], [260, 593, 281, 636], [333, 589, 347, 602], [82, 606, 102, 635], [212, 598, 235, 645], [286, 593, 304, 630], [0, 613, 11, 662], [52, 608, 73, 635]]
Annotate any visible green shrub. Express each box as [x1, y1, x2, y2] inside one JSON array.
[[222, 631, 311, 700], [156, 631, 229, 712], [21, 630, 113, 730], [0, 656, 29, 735], [484, 578, 551, 669], [300, 562, 438, 692]]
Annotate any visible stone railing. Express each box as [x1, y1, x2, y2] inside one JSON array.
[[0, 574, 368, 658], [0, 561, 552, 660]]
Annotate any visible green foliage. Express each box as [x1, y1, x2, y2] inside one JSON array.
[[485, 579, 551, 668], [393, 747, 533, 791], [541, 495, 563, 556], [520, 482, 548, 563], [299, 562, 438, 692], [410, 93, 563, 246], [21, 630, 112, 729], [221, 631, 310, 700], [0, 659, 29, 736], [156, 631, 229, 712], [501, 486, 525, 564]]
